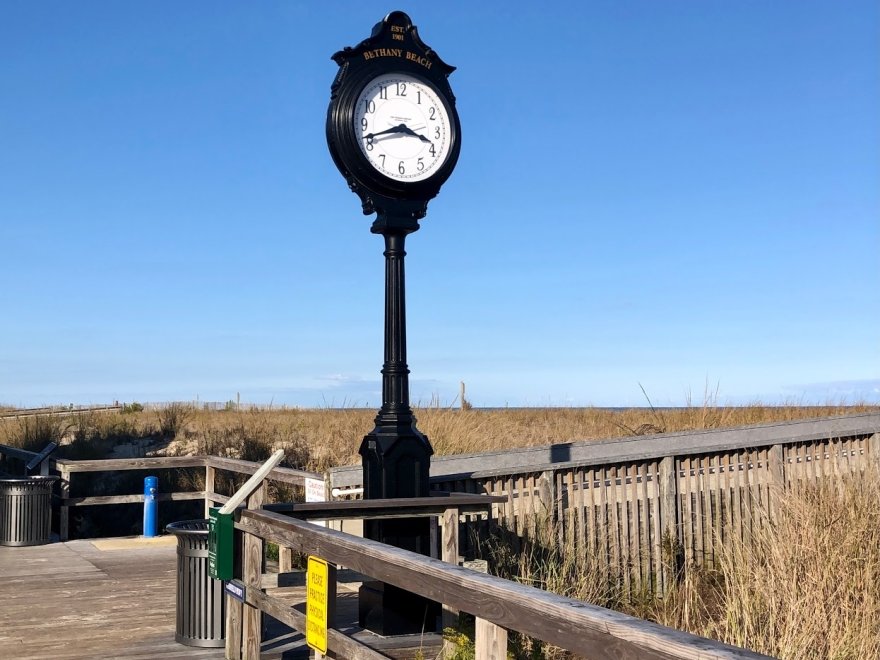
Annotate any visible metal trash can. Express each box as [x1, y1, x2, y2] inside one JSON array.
[[166, 520, 226, 647], [0, 476, 59, 546]]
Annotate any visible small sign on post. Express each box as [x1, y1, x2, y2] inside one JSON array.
[[306, 555, 336, 656], [224, 579, 246, 603], [304, 477, 325, 503], [305, 476, 327, 528], [208, 449, 286, 581], [208, 507, 233, 580]]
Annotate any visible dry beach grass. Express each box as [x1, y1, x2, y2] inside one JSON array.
[[4, 400, 876, 470]]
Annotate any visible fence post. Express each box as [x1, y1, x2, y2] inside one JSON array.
[[767, 444, 784, 523], [537, 469, 560, 546], [59, 467, 70, 541], [440, 506, 460, 634], [868, 433, 880, 475], [204, 461, 215, 519], [658, 456, 678, 594], [475, 616, 507, 660], [225, 580, 243, 660], [279, 546, 294, 573], [241, 483, 266, 659]]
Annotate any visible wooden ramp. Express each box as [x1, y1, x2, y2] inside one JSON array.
[[0, 538, 227, 660]]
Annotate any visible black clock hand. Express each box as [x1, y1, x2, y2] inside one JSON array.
[[364, 123, 408, 140], [366, 123, 432, 144], [395, 124, 433, 144]]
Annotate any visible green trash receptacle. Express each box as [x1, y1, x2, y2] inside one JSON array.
[[0, 476, 58, 546], [166, 519, 226, 648]]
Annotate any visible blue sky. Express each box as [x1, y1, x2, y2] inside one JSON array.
[[1, 1, 878, 408]]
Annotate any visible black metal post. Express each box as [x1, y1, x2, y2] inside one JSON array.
[[358, 213, 438, 635]]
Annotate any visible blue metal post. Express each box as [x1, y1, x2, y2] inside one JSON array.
[[143, 476, 158, 537]]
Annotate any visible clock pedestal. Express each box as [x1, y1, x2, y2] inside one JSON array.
[[357, 215, 440, 635]]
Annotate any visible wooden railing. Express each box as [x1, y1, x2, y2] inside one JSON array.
[[230, 494, 770, 659], [0, 446, 323, 540], [48, 455, 322, 540], [329, 413, 880, 595], [0, 443, 773, 657], [0, 404, 123, 419], [0, 444, 41, 475]]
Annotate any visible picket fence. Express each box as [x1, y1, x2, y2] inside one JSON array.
[[328, 413, 880, 595]]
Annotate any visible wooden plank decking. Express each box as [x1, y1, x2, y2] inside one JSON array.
[[0, 537, 226, 659], [0, 537, 441, 660]]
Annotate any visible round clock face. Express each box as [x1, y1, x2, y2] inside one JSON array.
[[354, 73, 453, 183]]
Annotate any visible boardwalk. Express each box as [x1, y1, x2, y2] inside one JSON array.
[[0, 537, 375, 660], [0, 537, 225, 660]]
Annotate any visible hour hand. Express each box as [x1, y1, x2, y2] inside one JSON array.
[[396, 124, 432, 144], [364, 124, 408, 140]]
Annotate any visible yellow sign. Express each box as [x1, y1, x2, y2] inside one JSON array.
[[306, 556, 335, 655]]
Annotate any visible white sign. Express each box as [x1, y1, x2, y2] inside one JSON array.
[[304, 477, 326, 528], [305, 477, 326, 503]]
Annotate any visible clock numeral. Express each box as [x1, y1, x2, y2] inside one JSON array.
[[379, 86, 387, 100], [434, 126, 440, 139], [416, 157, 424, 171], [429, 107, 436, 120], [429, 144, 436, 157], [396, 82, 407, 96], [378, 154, 386, 167], [361, 118, 368, 132], [364, 100, 375, 114], [398, 161, 405, 175], [416, 91, 421, 104], [365, 136, 374, 151]]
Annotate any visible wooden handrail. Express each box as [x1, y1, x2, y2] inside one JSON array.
[[263, 493, 506, 520], [329, 413, 880, 487], [237, 508, 769, 660], [204, 455, 320, 484], [0, 444, 40, 462], [62, 491, 206, 507], [0, 404, 122, 420], [47, 453, 324, 540], [53, 456, 205, 472]]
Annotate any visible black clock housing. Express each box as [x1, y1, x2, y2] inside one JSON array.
[[326, 11, 462, 220]]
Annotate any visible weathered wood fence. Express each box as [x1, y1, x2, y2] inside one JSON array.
[[0, 443, 777, 657], [233, 492, 769, 659], [0, 449, 323, 540], [329, 413, 880, 596], [0, 403, 123, 419], [52, 455, 322, 540]]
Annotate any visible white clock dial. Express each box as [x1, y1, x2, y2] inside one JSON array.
[[354, 73, 452, 183]]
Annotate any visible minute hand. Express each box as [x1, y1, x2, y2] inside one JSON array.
[[364, 123, 408, 140], [364, 123, 432, 144]]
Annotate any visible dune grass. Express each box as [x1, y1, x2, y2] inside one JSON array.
[[4, 401, 875, 471], [483, 469, 880, 659]]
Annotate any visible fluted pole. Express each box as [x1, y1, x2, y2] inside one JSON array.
[[376, 230, 415, 427]]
